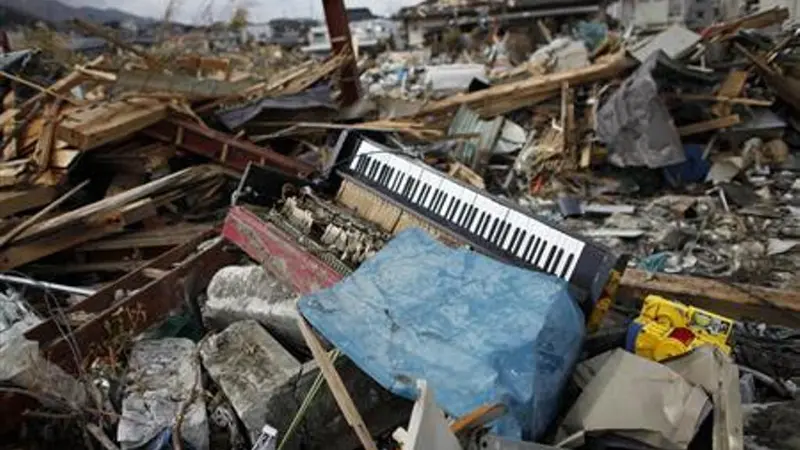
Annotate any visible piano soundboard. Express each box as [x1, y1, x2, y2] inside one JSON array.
[[334, 132, 626, 304]]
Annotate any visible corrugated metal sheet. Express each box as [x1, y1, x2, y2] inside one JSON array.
[[447, 106, 504, 172]]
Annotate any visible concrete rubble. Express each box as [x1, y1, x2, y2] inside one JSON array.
[[117, 338, 209, 450], [204, 265, 300, 347], [198, 320, 301, 443]]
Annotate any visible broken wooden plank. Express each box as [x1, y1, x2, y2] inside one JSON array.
[[702, 7, 789, 41], [619, 269, 800, 328], [115, 70, 250, 100], [0, 71, 80, 105], [74, 223, 213, 251], [678, 115, 741, 136], [0, 198, 157, 271], [12, 165, 220, 244], [675, 93, 770, 107], [711, 71, 749, 116], [417, 52, 632, 118], [298, 317, 379, 450], [21, 56, 104, 112], [55, 98, 168, 150], [0, 180, 89, 249], [0, 187, 56, 219], [175, 55, 231, 74], [32, 101, 61, 169], [50, 148, 81, 169]]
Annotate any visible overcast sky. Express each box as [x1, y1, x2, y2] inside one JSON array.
[[62, 0, 419, 24]]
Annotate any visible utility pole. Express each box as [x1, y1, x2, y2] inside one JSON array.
[[320, 0, 359, 106]]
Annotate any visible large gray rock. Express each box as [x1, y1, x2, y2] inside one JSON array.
[[117, 338, 209, 450], [199, 320, 301, 443], [205, 265, 301, 349]]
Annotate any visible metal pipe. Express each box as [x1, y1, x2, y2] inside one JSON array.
[[0, 274, 97, 297], [321, 0, 359, 105]]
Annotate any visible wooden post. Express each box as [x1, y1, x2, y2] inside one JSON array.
[[298, 317, 378, 450]]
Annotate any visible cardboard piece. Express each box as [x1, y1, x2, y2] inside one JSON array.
[[558, 349, 712, 450]]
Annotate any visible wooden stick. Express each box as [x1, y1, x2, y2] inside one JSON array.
[[0, 179, 89, 249], [0, 71, 80, 105], [298, 317, 378, 450], [678, 115, 741, 136]]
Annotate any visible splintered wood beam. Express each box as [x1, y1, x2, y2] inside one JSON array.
[[56, 98, 168, 150], [620, 269, 800, 328], [678, 115, 740, 136], [0, 198, 157, 271]]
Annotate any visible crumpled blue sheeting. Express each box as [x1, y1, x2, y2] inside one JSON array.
[[298, 228, 585, 439]]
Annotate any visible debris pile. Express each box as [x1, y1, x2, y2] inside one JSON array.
[[1, 3, 800, 450]]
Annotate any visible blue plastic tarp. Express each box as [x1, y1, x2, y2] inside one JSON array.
[[298, 228, 585, 439]]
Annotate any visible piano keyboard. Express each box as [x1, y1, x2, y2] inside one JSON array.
[[336, 133, 624, 303]]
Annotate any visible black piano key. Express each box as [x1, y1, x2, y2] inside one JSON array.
[[387, 167, 396, 187], [355, 156, 366, 173], [401, 176, 412, 197], [449, 199, 462, 222], [527, 237, 541, 262], [436, 191, 448, 213], [467, 206, 478, 229], [378, 165, 388, 184], [534, 240, 548, 265], [430, 189, 441, 210], [410, 179, 420, 200], [509, 228, 521, 251], [369, 160, 379, 179], [362, 157, 372, 174], [438, 191, 450, 214], [488, 218, 502, 243], [560, 253, 574, 278], [420, 184, 431, 205], [479, 212, 491, 237], [456, 201, 469, 226], [488, 218, 499, 242], [499, 221, 511, 246], [522, 235, 535, 262], [551, 249, 564, 274], [474, 211, 486, 234], [512, 230, 526, 255], [543, 247, 557, 272], [461, 205, 473, 228], [445, 197, 456, 218]]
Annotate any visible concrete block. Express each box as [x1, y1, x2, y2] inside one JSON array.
[[117, 338, 208, 450], [205, 265, 301, 348], [199, 320, 301, 443]]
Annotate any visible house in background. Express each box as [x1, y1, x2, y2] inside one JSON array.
[[301, 8, 399, 55], [615, 0, 743, 30], [397, 0, 600, 49]]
